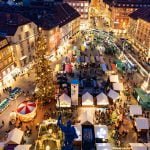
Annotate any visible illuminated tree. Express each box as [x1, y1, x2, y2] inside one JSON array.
[[34, 30, 55, 103]]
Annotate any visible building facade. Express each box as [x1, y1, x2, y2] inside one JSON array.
[[0, 12, 37, 73], [99, 0, 150, 35], [64, 0, 89, 21], [0, 37, 14, 88], [128, 8, 150, 64]]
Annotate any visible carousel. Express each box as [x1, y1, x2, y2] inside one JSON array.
[[17, 101, 37, 122]]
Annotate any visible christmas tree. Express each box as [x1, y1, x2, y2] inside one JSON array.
[[34, 30, 55, 103]]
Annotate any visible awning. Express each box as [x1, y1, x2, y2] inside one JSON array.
[[108, 89, 119, 102], [96, 143, 112, 150], [96, 93, 109, 105], [113, 82, 123, 91], [109, 75, 119, 83], [129, 143, 147, 150], [101, 64, 107, 72], [94, 125, 108, 139]]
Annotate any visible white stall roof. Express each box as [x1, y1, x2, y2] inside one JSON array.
[[109, 75, 119, 83], [15, 145, 32, 150], [82, 92, 94, 106], [113, 82, 123, 91], [129, 105, 142, 116], [94, 125, 108, 139], [108, 89, 119, 102], [96, 143, 112, 150], [73, 125, 82, 141], [78, 110, 94, 124], [129, 143, 147, 150], [7, 128, 24, 144], [96, 93, 109, 105], [57, 93, 71, 107], [135, 117, 149, 130], [144, 143, 150, 150]]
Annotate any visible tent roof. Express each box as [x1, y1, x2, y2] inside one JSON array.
[[113, 82, 123, 91], [78, 110, 94, 124], [7, 128, 24, 144], [94, 125, 108, 139], [96, 93, 109, 105], [108, 89, 119, 101], [96, 143, 112, 150], [129, 105, 142, 116], [14, 145, 32, 150], [73, 125, 82, 141], [109, 75, 119, 83], [135, 117, 149, 130], [129, 143, 147, 150], [57, 93, 71, 107], [82, 92, 94, 106]]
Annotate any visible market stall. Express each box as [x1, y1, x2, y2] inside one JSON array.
[[14, 145, 32, 150], [6, 128, 24, 144], [73, 125, 82, 141], [94, 125, 108, 140], [113, 82, 123, 91], [82, 92, 94, 106], [96, 93, 109, 106], [101, 64, 107, 72], [135, 117, 149, 131], [96, 143, 112, 150], [109, 75, 119, 83], [17, 101, 37, 122], [108, 89, 119, 102], [129, 105, 142, 116], [129, 143, 147, 150], [57, 93, 71, 108], [65, 64, 72, 73]]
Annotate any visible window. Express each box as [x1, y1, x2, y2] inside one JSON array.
[[18, 35, 22, 41], [25, 31, 29, 38], [21, 50, 24, 56]]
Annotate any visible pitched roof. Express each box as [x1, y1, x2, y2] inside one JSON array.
[[0, 3, 80, 30], [104, 0, 150, 8], [0, 12, 31, 36], [129, 8, 150, 22]]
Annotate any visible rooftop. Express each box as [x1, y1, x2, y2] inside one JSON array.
[[129, 8, 150, 22]]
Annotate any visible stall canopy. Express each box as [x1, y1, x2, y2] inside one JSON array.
[[135, 117, 149, 131], [73, 125, 82, 141], [101, 64, 107, 72], [14, 145, 32, 150], [129, 143, 147, 150], [96, 143, 112, 150], [94, 125, 108, 139], [6, 128, 24, 144], [57, 93, 71, 107], [113, 82, 123, 91], [82, 92, 94, 106], [96, 93, 109, 105], [109, 75, 119, 83], [108, 89, 119, 102], [144, 143, 150, 150], [79, 110, 94, 124], [129, 105, 142, 116], [134, 88, 150, 110]]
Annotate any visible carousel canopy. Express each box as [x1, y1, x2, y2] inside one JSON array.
[[113, 82, 123, 91], [109, 75, 119, 83], [108, 89, 119, 102], [135, 117, 149, 130], [96, 93, 109, 105], [129, 143, 147, 150], [82, 92, 94, 106], [94, 125, 108, 139], [57, 93, 71, 107], [7, 128, 24, 144], [129, 105, 142, 116], [17, 101, 36, 115], [96, 143, 112, 150], [14, 145, 32, 150]]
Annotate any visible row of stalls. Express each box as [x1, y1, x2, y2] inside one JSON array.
[[0, 128, 31, 150]]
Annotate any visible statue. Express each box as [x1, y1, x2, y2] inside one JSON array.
[[57, 115, 78, 150]]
